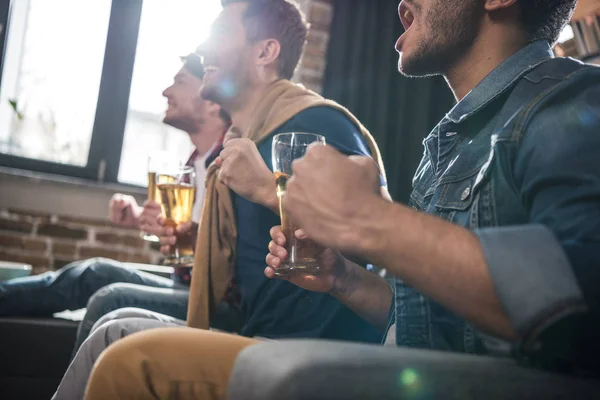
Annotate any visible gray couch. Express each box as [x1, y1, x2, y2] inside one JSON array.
[[228, 340, 600, 399]]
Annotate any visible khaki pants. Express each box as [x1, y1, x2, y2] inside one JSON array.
[[84, 328, 259, 400]]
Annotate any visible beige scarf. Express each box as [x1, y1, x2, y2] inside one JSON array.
[[187, 79, 388, 329]]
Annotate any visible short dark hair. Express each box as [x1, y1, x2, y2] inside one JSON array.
[[519, 0, 577, 44], [221, 0, 308, 79], [181, 53, 205, 79]]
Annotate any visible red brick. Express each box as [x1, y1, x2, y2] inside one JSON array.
[[300, 55, 326, 73], [78, 245, 123, 260], [59, 215, 114, 228], [308, 3, 333, 31], [95, 232, 124, 246], [0, 233, 22, 248], [52, 241, 78, 256], [37, 223, 87, 240], [23, 237, 47, 252], [298, 73, 323, 86], [306, 31, 329, 54], [303, 45, 327, 59], [122, 235, 145, 249], [53, 257, 78, 270], [0, 234, 47, 252], [0, 217, 34, 234], [0, 249, 51, 270], [6, 208, 51, 220]]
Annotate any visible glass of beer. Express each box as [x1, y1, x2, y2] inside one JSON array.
[[141, 153, 172, 242], [272, 132, 326, 276], [156, 165, 196, 267]]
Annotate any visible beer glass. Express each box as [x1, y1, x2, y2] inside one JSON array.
[[272, 132, 326, 276], [141, 153, 172, 242], [156, 165, 196, 267]]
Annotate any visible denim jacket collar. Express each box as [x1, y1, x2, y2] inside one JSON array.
[[445, 40, 554, 124]]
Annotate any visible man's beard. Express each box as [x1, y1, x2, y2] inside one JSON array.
[[201, 55, 247, 111], [400, 0, 481, 77], [163, 114, 196, 133]]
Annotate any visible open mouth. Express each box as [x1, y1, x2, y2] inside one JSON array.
[[399, 2, 415, 32]]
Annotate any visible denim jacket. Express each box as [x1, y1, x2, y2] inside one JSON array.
[[392, 40, 600, 354]]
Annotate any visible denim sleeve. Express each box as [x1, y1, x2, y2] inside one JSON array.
[[502, 78, 600, 338], [476, 225, 587, 339]]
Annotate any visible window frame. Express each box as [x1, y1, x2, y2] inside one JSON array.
[[0, 0, 143, 184]]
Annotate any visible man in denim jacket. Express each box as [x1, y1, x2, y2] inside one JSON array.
[[265, 0, 599, 370], [77, 1, 598, 397]]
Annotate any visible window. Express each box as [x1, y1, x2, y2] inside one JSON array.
[[0, 0, 221, 186], [0, 0, 111, 167], [119, 0, 221, 186]]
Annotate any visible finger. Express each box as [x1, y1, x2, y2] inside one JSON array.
[[295, 229, 308, 240], [219, 146, 233, 159], [176, 221, 193, 234], [214, 156, 223, 168], [157, 216, 166, 227], [268, 240, 288, 259], [264, 266, 276, 279], [160, 245, 170, 254], [143, 200, 161, 209], [265, 253, 281, 268], [112, 199, 126, 211], [269, 226, 286, 246], [349, 155, 381, 179], [222, 138, 242, 149], [217, 167, 227, 184], [143, 225, 166, 236], [159, 236, 176, 246]]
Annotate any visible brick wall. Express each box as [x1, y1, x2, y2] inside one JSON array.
[[293, 0, 334, 93], [0, 208, 162, 275]]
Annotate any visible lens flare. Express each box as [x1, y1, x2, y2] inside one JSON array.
[[399, 368, 419, 387]]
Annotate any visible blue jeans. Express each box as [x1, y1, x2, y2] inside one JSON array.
[[73, 283, 190, 352], [0, 257, 186, 317]]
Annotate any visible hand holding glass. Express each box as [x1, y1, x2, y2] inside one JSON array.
[[156, 166, 196, 267], [272, 132, 326, 276]]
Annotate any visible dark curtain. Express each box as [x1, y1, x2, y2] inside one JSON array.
[[322, 0, 455, 203]]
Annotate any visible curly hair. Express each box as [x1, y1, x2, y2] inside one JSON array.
[[519, 0, 578, 44], [221, 0, 308, 79]]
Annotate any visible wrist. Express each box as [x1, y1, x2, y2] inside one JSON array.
[[255, 175, 278, 212], [341, 194, 394, 258], [329, 257, 359, 298]]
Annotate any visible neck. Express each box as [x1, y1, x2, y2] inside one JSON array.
[[229, 77, 280, 137], [445, 29, 528, 101], [187, 123, 224, 156]]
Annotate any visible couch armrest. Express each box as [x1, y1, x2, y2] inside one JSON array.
[[228, 340, 599, 400]]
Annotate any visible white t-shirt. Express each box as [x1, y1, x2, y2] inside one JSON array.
[[191, 140, 219, 223]]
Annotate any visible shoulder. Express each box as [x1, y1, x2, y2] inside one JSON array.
[[515, 74, 600, 174], [280, 106, 371, 157]]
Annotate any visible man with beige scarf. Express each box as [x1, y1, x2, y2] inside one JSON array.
[[51, 1, 390, 399]]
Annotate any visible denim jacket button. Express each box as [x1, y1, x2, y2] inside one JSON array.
[[461, 186, 471, 201]]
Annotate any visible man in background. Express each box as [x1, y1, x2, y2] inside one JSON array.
[[0, 54, 231, 350]]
